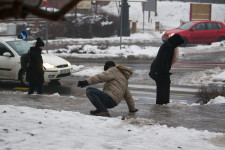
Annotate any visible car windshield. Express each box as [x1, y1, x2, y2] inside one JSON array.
[[177, 22, 195, 30], [6, 40, 31, 56]]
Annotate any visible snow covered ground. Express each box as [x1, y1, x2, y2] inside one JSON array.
[[1, 103, 225, 150], [175, 67, 225, 86], [101, 1, 225, 30], [46, 38, 225, 60]]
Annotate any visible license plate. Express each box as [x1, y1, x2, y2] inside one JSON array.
[[60, 69, 70, 74]]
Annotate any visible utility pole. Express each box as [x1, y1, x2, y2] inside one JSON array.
[[120, 1, 123, 50], [44, 0, 49, 53], [119, 0, 130, 50], [120, 0, 130, 36]]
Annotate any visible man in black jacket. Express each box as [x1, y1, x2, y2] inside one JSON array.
[[27, 38, 45, 94], [149, 34, 184, 104]]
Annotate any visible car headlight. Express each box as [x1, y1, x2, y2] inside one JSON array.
[[170, 33, 175, 37], [43, 63, 56, 69], [162, 31, 165, 35], [67, 61, 71, 67]]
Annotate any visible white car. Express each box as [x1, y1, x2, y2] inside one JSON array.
[[0, 37, 72, 85]]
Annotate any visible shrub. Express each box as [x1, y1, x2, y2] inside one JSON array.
[[69, 45, 84, 53], [48, 20, 67, 39], [97, 41, 109, 50], [16, 12, 120, 40], [91, 13, 119, 37], [196, 85, 225, 104], [71, 13, 120, 38]]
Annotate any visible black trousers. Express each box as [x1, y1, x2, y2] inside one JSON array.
[[155, 80, 170, 105]]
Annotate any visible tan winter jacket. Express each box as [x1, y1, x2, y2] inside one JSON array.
[[86, 65, 136, 111]]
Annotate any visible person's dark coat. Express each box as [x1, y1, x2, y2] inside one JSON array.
[[149, 34, 184, 82], [27, 46, 44, 84]]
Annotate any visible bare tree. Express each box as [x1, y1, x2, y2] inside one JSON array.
[[0, 0, 82, 21]]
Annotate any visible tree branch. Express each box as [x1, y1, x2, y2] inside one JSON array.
[[0, 0, 82, 21]]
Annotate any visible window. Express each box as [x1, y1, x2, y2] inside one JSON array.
[[6, 40, 31, 56], [217, 23, 223, 29], [178, 22, 195, 30], [207, 23, 220, 30], [0, 43, 13, 56], [193, 23, 206, 30]]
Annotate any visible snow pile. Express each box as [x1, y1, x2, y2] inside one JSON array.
[[179, 42, 225, 56], [101, 20, 113, 26], [72, 65, 103, 77], [71, 65, 85, 73], [207, 96, 225, 104], [44, 32, 162, 46], [0, 105, 225, 150], [48, 44, 159, 59], [212, 70, 225, 82], [47, 41, 225, 59], [50, 92, 61, 97], [176, 68, 225, 85], [40, 7, 59, 12]]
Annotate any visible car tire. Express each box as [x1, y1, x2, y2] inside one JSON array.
[[19, 70, 29, 86], [180, 37, 188, 47], [218, 36, 225, 42]]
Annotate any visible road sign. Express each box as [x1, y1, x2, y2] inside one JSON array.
[[19, 30, 28, 40]]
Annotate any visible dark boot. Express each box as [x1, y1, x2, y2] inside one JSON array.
[[90, 110, 100, 115], [94, 112, 110, 117]]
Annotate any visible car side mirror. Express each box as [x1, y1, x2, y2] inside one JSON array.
[[190, 28, 196, 32], [3, 52, 11, 57]]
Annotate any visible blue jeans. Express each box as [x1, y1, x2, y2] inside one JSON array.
[[28, 83, 43, 94], [86, 87, 116, 112]]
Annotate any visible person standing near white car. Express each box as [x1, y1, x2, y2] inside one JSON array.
[[27, 38, 45, 94]]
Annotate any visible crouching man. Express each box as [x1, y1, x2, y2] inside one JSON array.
[[77, 61, 138, 117]]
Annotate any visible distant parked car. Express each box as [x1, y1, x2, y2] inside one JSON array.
[[0, 37, 72, 85], [162, 20, 225, 46]]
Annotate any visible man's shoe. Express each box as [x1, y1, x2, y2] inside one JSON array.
[[94, 112, 110, 117], [90, 110, 100, 115]]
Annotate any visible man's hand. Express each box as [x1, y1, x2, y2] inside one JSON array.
[[129, 109, 138, 113], [77, 80, 88, 88]]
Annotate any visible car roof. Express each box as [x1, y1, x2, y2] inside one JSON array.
[[0, 36, 21, 42], [191, 20, 223, 24]]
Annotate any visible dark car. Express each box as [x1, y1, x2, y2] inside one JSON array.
[[162, 20, 225, 46]]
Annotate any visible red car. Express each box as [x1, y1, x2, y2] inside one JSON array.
[[162, 20, 225, 46]]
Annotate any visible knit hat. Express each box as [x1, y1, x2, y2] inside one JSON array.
[[168, 34, 184, 47], [35, 38, 45, 47], [104, 61, 116, 71]]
